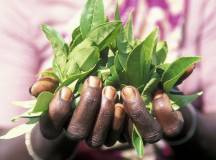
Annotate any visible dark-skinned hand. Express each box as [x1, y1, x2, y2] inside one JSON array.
[[29, 75, 184, 159]]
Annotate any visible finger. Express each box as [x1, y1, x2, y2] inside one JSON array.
[[30, 77, 59, 97], [117, 117, 128, 143], [67, 76, 102, 140], [176, 64, 195, 85], [40, 87, 73, 139], [122, 118, 133, 145], [105, 103, 126, 147], [87, 86, 116, 148], [121, 86, 162, 143], [153, 91, 184, 137]]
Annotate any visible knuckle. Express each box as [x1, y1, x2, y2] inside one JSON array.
[[87, 136, 103, 148], [67, 124, 87, 140]]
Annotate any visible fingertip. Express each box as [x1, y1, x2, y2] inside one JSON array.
[[121, 86, 138, 101], [121, 87, 162, 143], [153, 90, 164, 100], [153, 92, 184, 137], [88, 76, 102, 88], [29, 78, 59, 97], [153, 92, 172, 113], [40, 87, 73, 139], [81, 76, 102, 94], [60, 87, 73, 102], [164, 111, 184, 136], [50, 87, 73, 116], [103, 86, 116, 100]]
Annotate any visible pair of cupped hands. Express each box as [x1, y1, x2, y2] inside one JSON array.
[[30, 75, 184, 151]]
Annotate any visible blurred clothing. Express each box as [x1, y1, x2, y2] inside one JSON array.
[[0, 0, 216, 153]]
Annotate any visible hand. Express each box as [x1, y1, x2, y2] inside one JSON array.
[[121, 87, 184, 143], [29, 75, 126, 159], [29, 74, 77, 159], [29, 74, 184, 159]]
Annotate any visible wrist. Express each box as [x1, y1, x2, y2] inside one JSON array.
[[30, 124, 78, 160], [25, 126, 43, 160]]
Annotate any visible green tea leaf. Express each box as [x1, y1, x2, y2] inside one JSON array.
[[104, 65, 120, 86], [87, 21, 121, 50], [153, 41, 168, 65], [114, 53, 123, 73], [118, 54, 128, 70], [132, 125, 144, 157], [146, 101, 153, 113], [156, 63, 170, 77], [116, 26, 132, 69], [143, 28, 159, 65], [170, 101, 181, 110], [12, 100, 36, 109], [41, 25, 68, 81], [11, 111, 42, 122], [12, 93, 53, 121], [157, 63, 170, 71], [115, 12, 133, 69], [125, 13, 133, 43], [114, 54, 128, 84], [58, 65, 96, 90], [114, 3, 121, 21], [70, 33, 83, 51], [67, 39, 100, 74], [162, 57, 201, 92], [0, 123, 36, 139], [126, 28, 159, 87], [142, 72, 160, 95], [110, 65, 120, 82], [70, 26, 83, 51], [80, 0, 105, 38], [72, 26, 81, 41], [97, 68, 110, 81], [126, 42, 145, 87], [32, 91, 53, 113], [65, 59, 81, 78], [168, 92, 203, 107]]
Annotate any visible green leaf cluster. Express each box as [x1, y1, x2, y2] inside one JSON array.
[[3, 0, 202, 157]]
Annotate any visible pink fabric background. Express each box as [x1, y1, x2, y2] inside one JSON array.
[[0, 0, 216, 128]]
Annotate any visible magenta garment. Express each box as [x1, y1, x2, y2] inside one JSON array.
[[0, 0, 216, 130]]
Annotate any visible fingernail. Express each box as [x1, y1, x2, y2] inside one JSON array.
[[122, 86, 136, 100], [29, 85, 33, 94], [186, 64, 195, 75], [154, 93, 163, 100], [39, 77, 59, 84], [103, 86, 116, 99], [88, 76, 101, 88], [154, 92, 164, 100], [60, 87, 73, 101]]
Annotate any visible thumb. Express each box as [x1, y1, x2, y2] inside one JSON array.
[[30, 68, 59, 97]]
